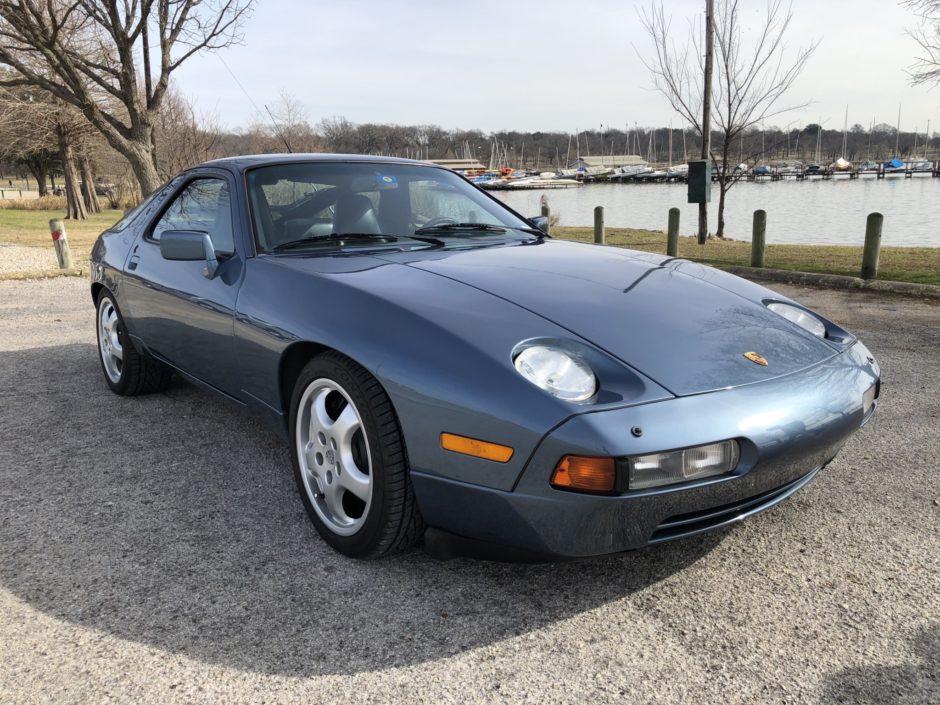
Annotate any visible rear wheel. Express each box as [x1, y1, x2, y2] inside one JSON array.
[[289, 352, 423, 558], [96, 291, 172, 395]]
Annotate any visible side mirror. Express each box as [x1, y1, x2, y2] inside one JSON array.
[[159, 229, 219, 279], [529, 215, 549, 233]]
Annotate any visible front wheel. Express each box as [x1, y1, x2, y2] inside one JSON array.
[[96, 291, 172, 395], [289, 352, 423, 558]]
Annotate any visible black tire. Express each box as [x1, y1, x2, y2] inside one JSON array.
[[289, 351, 423, 558], [95, 290, 172, 396]]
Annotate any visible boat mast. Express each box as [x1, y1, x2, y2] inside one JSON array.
[[842, 105, 848, 158], [895, 104, 901, 157], [668, 119, 673, 169], [815, 116, 821, 164]]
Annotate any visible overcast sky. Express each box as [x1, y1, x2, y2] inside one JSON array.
[[173, 0, 940, 135]]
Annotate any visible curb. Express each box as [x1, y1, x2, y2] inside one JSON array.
[[724, 266, 940, 300]]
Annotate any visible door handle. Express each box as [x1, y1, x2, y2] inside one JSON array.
[[128, 254, 140, 271]]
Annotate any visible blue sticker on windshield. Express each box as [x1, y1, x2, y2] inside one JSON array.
[[376, 174, 397, 186]]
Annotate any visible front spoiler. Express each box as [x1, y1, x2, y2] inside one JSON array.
[[422, 463, 825, 562]]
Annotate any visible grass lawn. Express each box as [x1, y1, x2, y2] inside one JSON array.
[[553, 227, 940, 287], [0, 208, 123, 263]]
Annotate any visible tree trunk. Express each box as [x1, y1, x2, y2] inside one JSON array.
[[124, 142, 162, 196], [25, 162, 47, 196], [715, 141, 733, 238], [56, 120, 88, 220], [78, 150, 102, 213], [716, 182, 727, 238]]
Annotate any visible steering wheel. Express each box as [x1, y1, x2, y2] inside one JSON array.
[[420, 216, 458, 229]]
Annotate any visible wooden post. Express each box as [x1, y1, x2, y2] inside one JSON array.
[[667, 207, 680, 257], [861, 212, 883, 280], [751, 209, 766, 268], [49, 218, 73, 269], [593, 206, 605, 244], [540, 201, 551, 236]]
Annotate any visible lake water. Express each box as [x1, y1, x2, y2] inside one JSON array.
[[493, 175, 940, 247]]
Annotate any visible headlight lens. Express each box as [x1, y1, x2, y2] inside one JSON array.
[[628, 440, 740, 490], [514, 345, 597, 401], [767, 302, 827, 338]]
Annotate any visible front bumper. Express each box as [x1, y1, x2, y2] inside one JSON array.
[[413, 341, 880, 560]]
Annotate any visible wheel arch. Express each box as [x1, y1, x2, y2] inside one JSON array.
[[91, 281, 105, 304], [278, 340, 330, 414]]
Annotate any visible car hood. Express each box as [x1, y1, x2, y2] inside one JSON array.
[[399, 240, 837, 396]]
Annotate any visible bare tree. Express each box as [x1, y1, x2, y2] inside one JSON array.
[[0, 79, 58, 195], [1, 76, 106, 216], [267, 90, 321, 153], [905, 1, 940, 84], [641, 0, 818, 237], [0, 0, 252, 196], [154, 84, 223, 177]]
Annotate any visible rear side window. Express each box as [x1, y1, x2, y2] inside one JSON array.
[[151, 178, 235, 254], [110, 178, 178, 232]]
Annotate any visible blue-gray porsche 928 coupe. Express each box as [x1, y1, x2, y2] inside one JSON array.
[[90, 155, 881, 561]]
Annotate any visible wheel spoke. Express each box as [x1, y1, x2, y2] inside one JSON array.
[[311, 388, 333, 435], [110, 332, 123, 360], [321, 481, 346, 523], [337, 462, 370, 501], [331, 403, 361, 447]]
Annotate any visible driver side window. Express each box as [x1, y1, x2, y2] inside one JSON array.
[[151, 178, 235, 254]]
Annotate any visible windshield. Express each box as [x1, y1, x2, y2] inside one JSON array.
[[246, 162, 536, 253]]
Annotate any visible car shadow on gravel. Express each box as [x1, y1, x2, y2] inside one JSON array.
[[0, 344, 726, 677], [818, 624, 939, 704]]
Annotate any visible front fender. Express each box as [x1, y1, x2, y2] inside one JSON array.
[[234, 255, 671, 491]]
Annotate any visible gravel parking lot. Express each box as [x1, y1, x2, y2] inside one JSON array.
[[0, 277, 937, 704]]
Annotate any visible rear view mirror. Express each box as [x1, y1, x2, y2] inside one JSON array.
[[529, 215, 549, 233], [159, 229, 219, 279]]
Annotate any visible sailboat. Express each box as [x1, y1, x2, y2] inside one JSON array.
[[884, 105, 905, 174], [830, 107, 853, 171]]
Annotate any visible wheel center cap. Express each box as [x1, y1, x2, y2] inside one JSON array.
[[325, 449, 335, 466]]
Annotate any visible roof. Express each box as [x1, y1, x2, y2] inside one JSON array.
[[577, 155, 646, 167], [200, 153, 432, 172], [429, 159, 488, 170]]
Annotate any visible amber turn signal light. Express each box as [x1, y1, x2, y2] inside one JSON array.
[[551, 455, 617, 493], [440, 433, 514, 463]]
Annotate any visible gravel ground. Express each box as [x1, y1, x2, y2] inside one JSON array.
[[0, 244, 58, 275], [0, 277, 937, 705]]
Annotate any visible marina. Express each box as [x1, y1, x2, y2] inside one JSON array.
[[492, 173, 940, 248]]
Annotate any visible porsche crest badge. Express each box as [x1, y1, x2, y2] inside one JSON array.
[[744, 351, 768, 366]]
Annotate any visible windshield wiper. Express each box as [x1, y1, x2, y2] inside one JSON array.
[[414, 222, 507, 235], [404, 234, 447, 247], [273, 233, 398, 252]]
